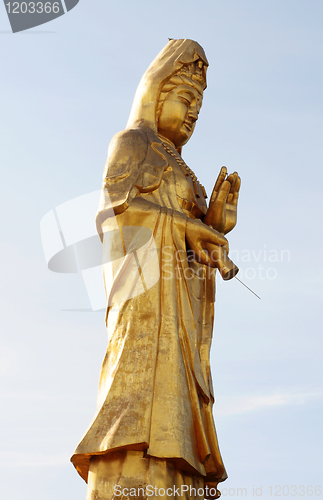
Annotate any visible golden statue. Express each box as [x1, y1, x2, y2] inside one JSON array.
[[71, 39, 241, 500]]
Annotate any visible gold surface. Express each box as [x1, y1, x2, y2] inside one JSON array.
[[71, 39, 241, 500]]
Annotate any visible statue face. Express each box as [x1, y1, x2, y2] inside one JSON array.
[[157, 84, 203, 148]]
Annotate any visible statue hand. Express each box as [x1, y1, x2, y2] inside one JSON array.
[[204, 167, 241, 235], [185, 219, 239, 279], [185, 219, 228, 267]]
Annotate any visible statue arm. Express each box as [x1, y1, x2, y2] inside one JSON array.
[[96, 130, 237, 278], [127, 197, 232, 275], [96, 128, 149, 236]]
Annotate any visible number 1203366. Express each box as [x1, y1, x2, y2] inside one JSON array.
[[268, 485, 321, 497], [5, 2, 61, 14]]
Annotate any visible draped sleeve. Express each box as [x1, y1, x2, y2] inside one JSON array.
[[96, 125, 168, 239]]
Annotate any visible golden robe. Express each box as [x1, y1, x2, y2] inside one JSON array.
[[71, 39, 227, 497]]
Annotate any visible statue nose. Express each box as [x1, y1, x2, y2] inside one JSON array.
[[188, 109, 198, 122], [188, 104, 198, 122]]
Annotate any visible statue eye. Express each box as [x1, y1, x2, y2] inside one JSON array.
[[179, 96, 191, 106]]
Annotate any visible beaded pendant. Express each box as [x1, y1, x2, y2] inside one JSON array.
[[161, 142, 207, 199]]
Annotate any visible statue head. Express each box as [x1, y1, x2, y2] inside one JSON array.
[[156, 59, 205, 148], [126, 39, 208, 152]]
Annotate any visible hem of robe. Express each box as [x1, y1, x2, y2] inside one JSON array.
[[71, 444, 227, 487]]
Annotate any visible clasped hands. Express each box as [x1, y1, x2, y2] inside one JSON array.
[[185, 167, 241, 280]]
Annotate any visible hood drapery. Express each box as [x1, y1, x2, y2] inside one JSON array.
[[126, 39, 208, 136]]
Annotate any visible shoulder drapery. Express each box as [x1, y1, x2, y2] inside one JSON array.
[[96, 122, 168, 239]]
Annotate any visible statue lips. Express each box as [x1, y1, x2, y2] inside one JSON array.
[[183, 120, 194, 132]]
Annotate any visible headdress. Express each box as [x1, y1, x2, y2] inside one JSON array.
[[126, 39, 208, 142]]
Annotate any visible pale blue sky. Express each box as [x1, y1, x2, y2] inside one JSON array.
[[1, 1, 322, 499]]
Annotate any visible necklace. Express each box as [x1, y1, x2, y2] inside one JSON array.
[[161, 142, 207, 199]]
